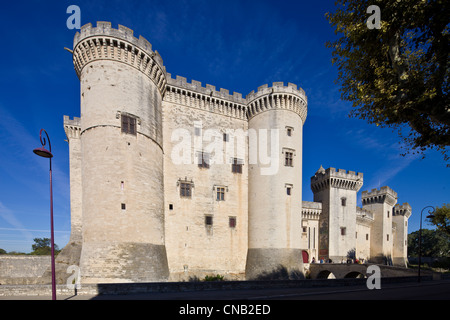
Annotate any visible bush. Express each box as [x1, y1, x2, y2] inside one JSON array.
[[204, 274, 225, 281]]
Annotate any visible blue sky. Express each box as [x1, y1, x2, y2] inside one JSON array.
[[0, 0, 448, 253]]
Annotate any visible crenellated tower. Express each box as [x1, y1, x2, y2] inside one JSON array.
[[311, 167, 363, 262], [71, 22, 169, 283], [362, 186, 398, 264], [392, 203, 412, 267], [245, 82, 308, 279]]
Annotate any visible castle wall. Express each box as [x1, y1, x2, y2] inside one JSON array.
[[73, 23, 169, 283], [311, 168, 363, 262], [245, 83, 307, 279], [362, 187, 397, 264], [59, 22, 412, 284], [355, 208, 373, 261], [301, 201, 321, 262], [392, 204, 411, 267], [162, 80, 248, 280]]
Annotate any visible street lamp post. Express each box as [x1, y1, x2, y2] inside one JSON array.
[[33, 129, 56, 300], [418, 206, 435, 283]]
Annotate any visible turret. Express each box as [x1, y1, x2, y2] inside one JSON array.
[[362, 186, 398, 264], [311, 167, 363, 262], [72, 22, 169, 283], [245, 82, 307, 279], [392, 203, 412, 267]]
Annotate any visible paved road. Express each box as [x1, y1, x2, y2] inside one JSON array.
[[2, 280, 449, 300]]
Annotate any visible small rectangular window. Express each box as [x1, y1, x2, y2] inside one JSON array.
[[180, 182, 192, 198], [231, 158, 243, 174], [341, 227, 346, 236], [341, 198, 347, 206], [286, 127, 293, 136], [286, 187, 291, 196], [121, 114, 136, 135], [121, 203, 126, 210], [205, 215, 213, 226], [366, 234, 369, 241], [229, 217, 236, 228], [216, 187, 225, 201], [197, 152, 210, 169], [284, 152, 293, 167], [223, 133, 229, 142], [387, 234, 389, 241], [169, 204, 173, 210]]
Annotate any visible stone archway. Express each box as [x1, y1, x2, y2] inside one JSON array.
[[344, 271, 366, 278], [316, 270, 336, 279]]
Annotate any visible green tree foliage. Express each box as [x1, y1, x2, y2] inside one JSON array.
[[326, 0, 450, 164], [408, 229, 450, 257], [31, 237, 59, 255], [429, 203, 450, 237]]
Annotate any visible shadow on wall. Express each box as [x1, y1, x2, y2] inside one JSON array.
[[252, 265, 305, 281]]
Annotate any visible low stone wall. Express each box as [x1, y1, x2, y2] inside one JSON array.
[[0, 256, 50, 285], [0, 276, 433, 297]]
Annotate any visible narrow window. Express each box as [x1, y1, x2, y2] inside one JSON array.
[[308, 227, 311, 249], [341, 197, 347, 206], [180, 182, 192, 198], [387, 210, 390, 218], [169, 204, 173, 210], [223, 133, 229, 142], [286, 187, 292, 196], [198, 152, 210, 169], [284, 152, 293, 167], [229, 217, 236, 228], [205, 215, 213, 226], [121, 203, 126, 210], [286, 127, 293, 136], [387, 234, 389, 241], [341, 227, 346, 236], [231, 158, 243, 174], [121, 114, 136, 135], [366, 234, 369, 241], [216, 187, 225, 201]]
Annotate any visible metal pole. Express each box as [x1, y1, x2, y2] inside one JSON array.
[[418, 209, 422, 283], [418, 206, 436, 283], [49, 157, 56, 300], [33, 129, 56, 300]]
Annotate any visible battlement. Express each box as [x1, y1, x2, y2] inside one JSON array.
[[166, 73, 246, 105], [393, 203, 412, 218], [74, 22, 159, 63], [311, 166, 363, 193], [246, 82, 308, 123], [356, 206, 374, 226], [63, 115, 81, 140], [72, 22, 167, 94], [361, 186, 398, 206], [302, 201, 322, 220], [246, 82, 307, 102]]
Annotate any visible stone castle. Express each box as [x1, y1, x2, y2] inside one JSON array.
[[59, 22, 411, 283]]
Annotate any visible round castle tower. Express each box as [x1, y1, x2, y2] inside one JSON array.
[[245, 82, 308, 279], [72, 22, 169, 283]]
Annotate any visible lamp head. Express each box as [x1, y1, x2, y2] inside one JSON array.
[[33, 147, 53, 158], [33, 129, 52, 158]]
